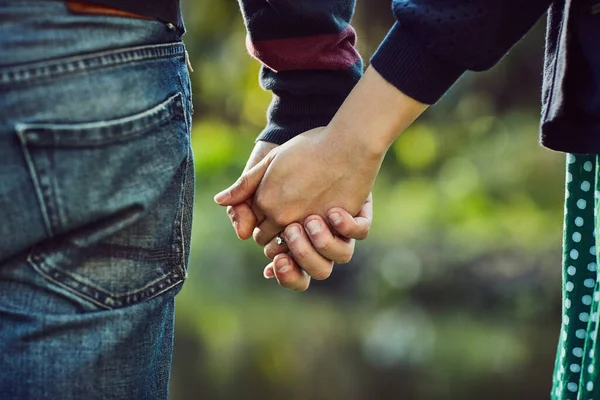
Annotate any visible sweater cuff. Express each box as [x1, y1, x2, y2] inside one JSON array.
[[370, 22, 466, 105], [256, 93, 345, 145]]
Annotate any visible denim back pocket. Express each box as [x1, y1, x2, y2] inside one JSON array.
[[15, 92, 193, 310]]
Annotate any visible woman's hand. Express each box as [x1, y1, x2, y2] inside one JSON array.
[[262, 194, 373, 291]]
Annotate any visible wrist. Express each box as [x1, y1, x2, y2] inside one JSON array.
[[327, 66, 428, 159]]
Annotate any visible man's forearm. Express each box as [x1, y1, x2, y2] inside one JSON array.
[[237, 0, 363, 144]]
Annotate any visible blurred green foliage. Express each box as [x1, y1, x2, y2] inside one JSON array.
[[171, 2, 564, 399]]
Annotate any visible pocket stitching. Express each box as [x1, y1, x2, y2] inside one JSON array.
[[175, 146, 192, 279], [0, 42, 186, 87], [27, 247, 185, 310], [15, 92, 184, 148], [17, 136, 55, 237]]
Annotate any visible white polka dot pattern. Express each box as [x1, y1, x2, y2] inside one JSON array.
[[553, 154, 600, 400]]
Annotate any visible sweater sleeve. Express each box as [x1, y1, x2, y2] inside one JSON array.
[[371, 0, 553, 104], [238, 0, 363, 144]]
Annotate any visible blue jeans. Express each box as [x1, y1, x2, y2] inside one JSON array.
[[0, 2, 194, 399]]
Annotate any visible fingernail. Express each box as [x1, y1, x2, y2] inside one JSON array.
[[213, 190, 230, 204], [285, 226, 301, 242], [305, 220, 322, 236], [329, 212, 342, 225], [275, 258, 290, 274]]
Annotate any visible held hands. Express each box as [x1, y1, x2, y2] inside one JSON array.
[[216, 68, 427, 291], [218, 136, 377, 291], [216, 126, 383, 243]]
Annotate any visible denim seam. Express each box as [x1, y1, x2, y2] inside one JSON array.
[[27, 249, 185, 310], [175, 67, 192, 279], [178, 147, 191, 279], [16, 136, 55, 237], [0, 42, 185, 87], [16, 93, 184, 147], [176, 70, 191, 131]]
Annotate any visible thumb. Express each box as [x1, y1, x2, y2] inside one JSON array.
[[214, 153, 273, 206]]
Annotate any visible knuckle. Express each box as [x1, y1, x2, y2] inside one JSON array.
[[335, 220, 348, 233], [315, 238, 334, 252], [277, 274, 296, 288], [352, 225, 369, 240], [282, 277, 310, 292], [292, 246, 310, 262], [235, 175, 248, 193], [281, 280, 302, 292], [359, 226, 370, 240], [312, 267, 333, 281], [336, 252, 353, 265], [291, 283, 309, 292]]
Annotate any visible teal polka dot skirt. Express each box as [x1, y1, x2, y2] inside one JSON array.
[[552, 154, 600, 400]]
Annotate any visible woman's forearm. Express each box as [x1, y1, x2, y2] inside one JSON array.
[[328, 66, 429, 161]]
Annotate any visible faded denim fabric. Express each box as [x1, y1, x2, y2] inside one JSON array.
[[0, 1, 194, 399]]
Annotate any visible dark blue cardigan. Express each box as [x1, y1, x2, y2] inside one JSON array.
[[542, 0, 600, 153]]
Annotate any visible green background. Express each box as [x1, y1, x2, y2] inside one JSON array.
[[170, 2, 564, 399]]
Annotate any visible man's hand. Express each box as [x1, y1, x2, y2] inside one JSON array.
[[227, 141, 373, 291], [226, 141, 277, 241]]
